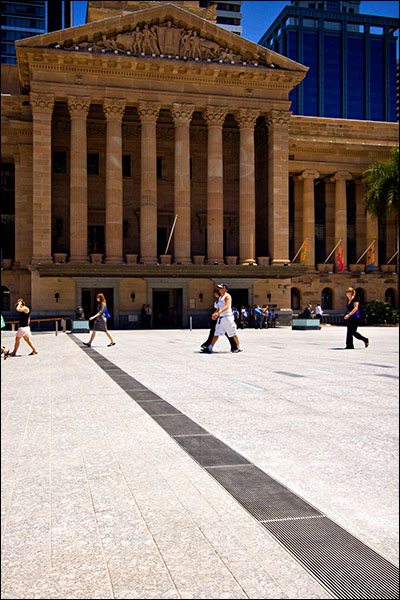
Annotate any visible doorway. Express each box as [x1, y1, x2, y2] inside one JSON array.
[[82, 288, 114, 328], [153, 288, 183, 328], [229, 289, 249, 310]]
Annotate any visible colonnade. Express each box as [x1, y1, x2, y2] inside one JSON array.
[[23, 92, 294, 267]]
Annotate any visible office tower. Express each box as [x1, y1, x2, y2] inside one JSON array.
[[1, 0, 73, 64], [259, 1, 398, 121], [199, 1, 242, 34]]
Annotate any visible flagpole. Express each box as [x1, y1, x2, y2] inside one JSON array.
[[291, 238, 307, 263], [356, 239, 376, 264], [324, 239, 342, 263], [386, 249, 399, 264], [164, 214, 178, 255]]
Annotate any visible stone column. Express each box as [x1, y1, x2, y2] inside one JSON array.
[[331, 171, 352, 270], [67, 96, 90, 263], [235, 108, 259, 265], [354, 178, 366, 263], [266, 109, 291, 265], [13, 146, 33, 269], [171, 103, 195, 264], [293, 177, 303, 260], [103, 98, 126, 264], [324, 177, 335, 261], [137, 101, 161, 264], [298, 170, 319, 267], [30, 92, 54, 264], [203, 106, 228, 264]]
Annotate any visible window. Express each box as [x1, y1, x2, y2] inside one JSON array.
[[87, 153, 99, 175], [157, 156, 163, 179], [385, 288, 396, 307], [321, 288, 333, 310], [52, 151, 67, 174], [291, 288, 301, 310], [88, 225, 104, 254], [122, 154, 131, 177]]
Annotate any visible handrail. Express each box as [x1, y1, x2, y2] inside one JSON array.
[[3, 317, 70, 336]]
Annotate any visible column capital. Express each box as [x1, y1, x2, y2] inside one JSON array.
[[331, 171, 352, 182], [30, 92, 55, 113], [103, 98, 126, 121], [299, 170, 320, 181], [203, 106, 228, 127], [137, 100, 161, 122], [234, 108, 259, 128], [67, 95, 91, 117], [171, 103, 195, 125], [265, 109, 291, 128]]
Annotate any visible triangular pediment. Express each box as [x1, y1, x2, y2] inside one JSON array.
[[16, 2, 307, 89]]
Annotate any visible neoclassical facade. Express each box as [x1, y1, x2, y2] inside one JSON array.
[[1, 1, 398, 327]]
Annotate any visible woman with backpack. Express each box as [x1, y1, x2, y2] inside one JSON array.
[[83, 293, 115, 347]]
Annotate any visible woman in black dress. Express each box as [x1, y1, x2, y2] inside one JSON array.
[[83, 293, 115, 347], [344, 287, 369, 349]]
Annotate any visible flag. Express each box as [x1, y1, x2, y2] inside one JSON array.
[[299, 240, 307, 265], [366, 242, 375, 272], [337, 242, 344, 271]]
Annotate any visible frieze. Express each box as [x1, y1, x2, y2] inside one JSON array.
[[50, 20, 265, 66]]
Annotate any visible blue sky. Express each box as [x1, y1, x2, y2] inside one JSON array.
[[73, 1, 398, 45]]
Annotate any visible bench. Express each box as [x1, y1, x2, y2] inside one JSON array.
[[292, 318, 321, 330], [71, 320, 90, 333]]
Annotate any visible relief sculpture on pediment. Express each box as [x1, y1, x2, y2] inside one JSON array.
[[54, 21, 265, 65]]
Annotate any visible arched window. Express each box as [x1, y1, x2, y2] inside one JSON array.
[[291, 287, 301, 310], [321, 288, 333, 310], [355, 288, 365, 304], [1, 286, 11, 311], [385, 288, 396, 307]]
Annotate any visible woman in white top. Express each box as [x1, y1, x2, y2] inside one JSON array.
[[201, 284, 242, 353]]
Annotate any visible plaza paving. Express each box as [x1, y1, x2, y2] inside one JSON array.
[[1, 325, 399, 599]]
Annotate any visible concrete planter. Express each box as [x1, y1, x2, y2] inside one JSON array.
[[125, 254, 138, 264], [316, 263, 334, 272], [90, 253, 103, 264], [257, 256, 270, 266], [349, 263, 365, 272], [53, 253, 68, 264], [381, 264, 396, 273], [193, 255, 205, 265], [159, 254, 172, 265], [2, 258, 13, 270], [225, 256, 238, 265]]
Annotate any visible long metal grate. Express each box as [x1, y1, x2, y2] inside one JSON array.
[[73, 336, 399, 600]]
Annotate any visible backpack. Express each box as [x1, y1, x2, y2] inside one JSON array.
[[104, 307, 111, 319]]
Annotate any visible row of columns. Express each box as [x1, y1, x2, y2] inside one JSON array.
[[28, 92, 291, 266], [295, 170, 379, 269]]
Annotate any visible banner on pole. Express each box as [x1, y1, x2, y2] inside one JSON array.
[[337, 242, 344, 271], [299, 240, 307, 265], [366, 242, 375, 272]]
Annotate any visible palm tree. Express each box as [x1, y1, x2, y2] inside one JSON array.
[[363, 146, 399, 269]]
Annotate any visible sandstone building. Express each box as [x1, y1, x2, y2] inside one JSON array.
[[1, 1, 398, 327]]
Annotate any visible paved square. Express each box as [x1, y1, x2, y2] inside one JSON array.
[[1, 325, 398, 599]]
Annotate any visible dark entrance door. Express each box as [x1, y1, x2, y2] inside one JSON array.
[[82, 288, 114, 328], [229, 289, 249, 311], [153, 289, 183, 328]]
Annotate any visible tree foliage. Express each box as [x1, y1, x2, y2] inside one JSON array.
[[363, 146, 399, 223]]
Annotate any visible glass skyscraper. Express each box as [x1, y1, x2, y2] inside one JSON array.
[[199, 1, 242, 34], [259, 1, 398, 122], [1, 0, 72, 64]]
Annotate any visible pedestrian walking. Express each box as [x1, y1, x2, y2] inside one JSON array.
[[344, 287, 369, 349], [315, 303, 323, 318], [201, 284, 242, 353], [200, 290, 237, 352], [83, 293, 115, 347], [9, 298, 38, 356]]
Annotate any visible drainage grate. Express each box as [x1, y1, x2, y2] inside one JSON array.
[[206, 465, 321, 521], [261, 517, 399, 600], [71, 335, 399, 599], [153, 414, 209, 437], [174, 435, 250, 467]]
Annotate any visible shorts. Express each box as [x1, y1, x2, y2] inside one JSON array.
[[215, 315, 237, 338], [16, 326, 31, 338]]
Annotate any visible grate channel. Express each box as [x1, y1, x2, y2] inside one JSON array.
[[261, 517, 399, 600], [174, 435, 250, 467]]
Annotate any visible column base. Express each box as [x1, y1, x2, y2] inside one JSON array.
[[31, 256, 53, 264], [69, 256, 89, 264], [240, 259, 257, 266], [173, 258, 192, 265], [140, 257, 159, 265], [207, 258, 225, 265], [271, 259, 290, 267]]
